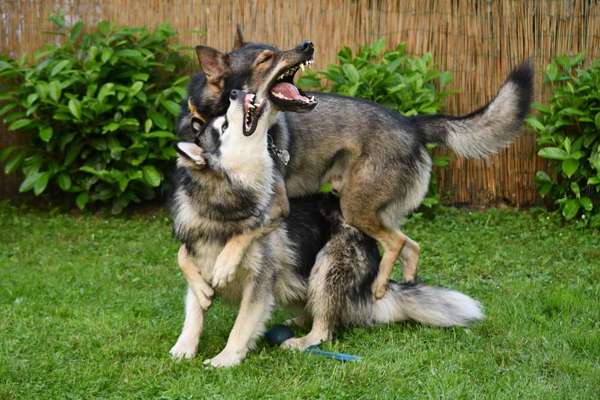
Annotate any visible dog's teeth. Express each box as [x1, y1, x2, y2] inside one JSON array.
[[300, 64, 305, 72]]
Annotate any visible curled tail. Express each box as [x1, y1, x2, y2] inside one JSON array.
[[373, 283, 484, 327], [413, 62, 533, 158]]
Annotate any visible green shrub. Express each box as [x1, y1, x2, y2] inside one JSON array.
[[0, 15, 190, 213], [527, 55, 600, 227], [298, 39, 453, 211]]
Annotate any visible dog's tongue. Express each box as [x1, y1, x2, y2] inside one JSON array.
[[271, 82, 309, 102]]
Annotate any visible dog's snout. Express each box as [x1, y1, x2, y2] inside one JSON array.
[[298, 40, 314, 54], [230, 90, 240, 101]]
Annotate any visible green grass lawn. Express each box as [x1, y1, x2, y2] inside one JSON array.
[[0, 202, 598, 399]]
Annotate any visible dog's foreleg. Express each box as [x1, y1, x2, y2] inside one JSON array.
[[212, 177, 289, 288], [178, 245, 213, 309], [204, 276, 275, 368], [170, 287, 205, 360], [212, 231, 260, 288]]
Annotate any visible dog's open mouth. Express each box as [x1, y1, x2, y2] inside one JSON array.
[[268, 59, 317, 111], [243, 93, 267, 136]]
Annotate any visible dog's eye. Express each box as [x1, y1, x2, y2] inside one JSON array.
[[221, 119, 228, 134]]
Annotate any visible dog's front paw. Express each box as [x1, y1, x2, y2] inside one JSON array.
[[372, 279, 388, 300], [211, 257, 238, 288], [170, 338, 198, 360], [203, 351, 244, 368]]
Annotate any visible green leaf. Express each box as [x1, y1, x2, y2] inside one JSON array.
[[561, 159, 579, 178], [19, 171, 42, 193], [33, 172, 50, 195], [49, 14, 65, 27], [68, 98, 81, 119], [595, 112, 600, 129], [0, 103, 17, 117], [570, 181, 580, 196], [69, 21, 84, 42], [144, 130, 177, 139], [97, 83, 115, 103], [535, 171, 552, 183], [50, 60, 70, 77], [526, 117, 545, 132], [130, 81, 143, 96], [64, 143, 83, 165], [0, 147, 14, 162], [57, 173, 71, 191], [76, 192, 89, 210], [342, 64, 360, 83], [39, 126, 53, 142], [142, 165, 161, 187], [562, 199, 580, 220], [101, 48, 113, 63], [160, 99, 181, 117], [580, 197, 593, 212], [8, 119, 33, 131], [144, 119, 153, 133], [439, 71, 452, 87], [545, 63, 559, 81], [319, 182, 333, 193], [149, 109, 168, 130], [48, 81, 62, 102], [26, 93, 39, 107], [103, 122, 120, 133], [97, 20, 110, 36], [538, 147, 569, 160], [4, 151, 26, 174]]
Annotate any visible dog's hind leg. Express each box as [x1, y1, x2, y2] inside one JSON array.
[[204, 274, 275, 368], [340, 191, 421, 299], [282, 252, 338, 351], [281, 318, 332, 351], [170, 287, 205, 360]]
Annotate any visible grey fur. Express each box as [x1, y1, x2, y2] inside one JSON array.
[[170, 94, 484, 366], [178, 39, 533, 290]]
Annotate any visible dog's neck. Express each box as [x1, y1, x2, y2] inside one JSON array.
[[220, 124, 273, 190]]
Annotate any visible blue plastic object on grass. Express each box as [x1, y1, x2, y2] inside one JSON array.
[[264, 324, 361, 362]]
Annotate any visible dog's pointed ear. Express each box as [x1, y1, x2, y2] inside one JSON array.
[[233, 25, 245, 50], [176, 142, 206, 166], [195, 46, 230, 83]]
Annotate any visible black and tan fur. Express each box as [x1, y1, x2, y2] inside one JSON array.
[[170, 91, 483, 367], [176, 30, 533, 300]]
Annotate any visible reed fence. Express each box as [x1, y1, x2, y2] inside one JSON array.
[[1, 0, 599, 205]]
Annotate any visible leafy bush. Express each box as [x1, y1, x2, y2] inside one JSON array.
[[0, 15, 190, 213], [527, 55, 600, 227], [298, 39, 453, 211]]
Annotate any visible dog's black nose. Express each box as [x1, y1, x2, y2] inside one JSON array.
[[230, 90, 240, 101], [298, 40, 314, 54]]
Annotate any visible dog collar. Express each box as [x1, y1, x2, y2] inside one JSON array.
[[267, 134, 290, 166]]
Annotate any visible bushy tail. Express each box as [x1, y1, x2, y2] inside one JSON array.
[[412, 62, 533, 158], [372, 283, 484, 327]]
